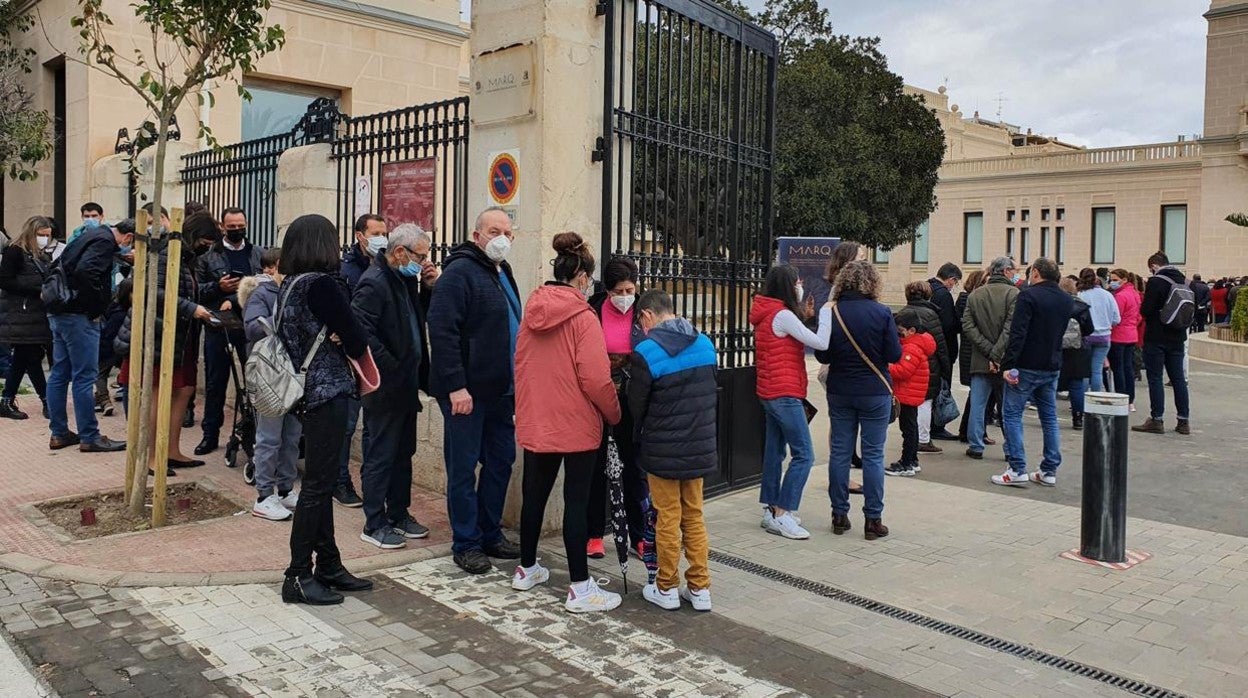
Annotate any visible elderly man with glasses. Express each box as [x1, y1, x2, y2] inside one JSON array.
[[961, 256, 1020, 460]]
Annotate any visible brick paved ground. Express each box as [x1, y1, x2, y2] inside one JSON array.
[[0, 395, 447, 582]]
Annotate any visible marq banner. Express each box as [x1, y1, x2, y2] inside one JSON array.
[[777, 237, 842, 308]]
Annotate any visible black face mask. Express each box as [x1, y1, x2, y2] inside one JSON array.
[[225, 229, 246, 244]]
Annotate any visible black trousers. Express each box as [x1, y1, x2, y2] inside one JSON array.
[[588, 401, 648, 545], [360, 403, 417, 534], [287, 396, 348, 578], [899, 404, 919, 465], [3, 344, 47, 400], [520, 449, 595, 583], [202, 329, 248, 437]]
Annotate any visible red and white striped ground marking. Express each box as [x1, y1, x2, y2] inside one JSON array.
[[1059, 549, 1152, 570]]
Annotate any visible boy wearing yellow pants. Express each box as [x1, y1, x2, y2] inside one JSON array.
[[628, 290, 718, 611]]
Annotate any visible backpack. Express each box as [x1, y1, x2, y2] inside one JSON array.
[[1061, 318, 1083, 350], [38, 254, 73, 313], [244, 274, 326, 416], [1156, 275, 1196, 331]]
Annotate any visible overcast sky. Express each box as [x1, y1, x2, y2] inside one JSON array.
[[459, 0, 1208, 148]]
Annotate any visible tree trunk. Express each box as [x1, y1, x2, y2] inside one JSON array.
[[127, 114, 171, 515]]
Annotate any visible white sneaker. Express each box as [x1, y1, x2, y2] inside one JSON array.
[[279, 491, 299, 509], [991, 469, 1029, 487], [643, 583, 680, 610], [1028, 471, 1057, 487], [511, 562, 550, 591], [565, 578, 621, 613], [252, 494, 293, 521], [760, 505, 774, 530], [768, 512, 810, 540], [679, 586, 712, 612]]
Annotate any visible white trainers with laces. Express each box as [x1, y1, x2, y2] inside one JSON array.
[[565, 578, 621, 613], [991, 469, 1029, 487], [511, 562, 550, 591], [768, 512, 810, 540], [252, 494, 293, 521], [679, 586, 712, 612], [642, 583, 680, 610], [280, 491, 299, 510], [760, 505, 774, 530], [1028, 471, 1057, 487]]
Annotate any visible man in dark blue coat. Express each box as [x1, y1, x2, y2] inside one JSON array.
[[995, 257, 1073, 488], [351, 223, 435, 550], [427, 207, 522, 575]]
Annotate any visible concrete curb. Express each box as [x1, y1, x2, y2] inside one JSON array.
[[0, 543, 454, 587]]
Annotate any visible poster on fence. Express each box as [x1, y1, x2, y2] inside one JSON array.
[[777, 236, 841, 309], [379, 158, 437, 232]]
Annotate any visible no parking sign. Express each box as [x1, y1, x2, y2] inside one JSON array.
[[488, 151, 520, 205]]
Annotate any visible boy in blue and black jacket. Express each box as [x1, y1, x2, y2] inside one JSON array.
[[628, 290, 718, 612]]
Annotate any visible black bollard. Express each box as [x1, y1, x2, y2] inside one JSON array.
[[1080, 391, 1130, 563]]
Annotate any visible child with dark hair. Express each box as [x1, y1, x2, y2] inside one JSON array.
[[887, 309, 935, 477]]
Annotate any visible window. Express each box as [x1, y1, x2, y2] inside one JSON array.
[[1040, 227, 1050, 258], [874, 246, 889, 264], [242, 78, 341, 140], [1020, 227, 1031, 263], [1161, 205, 1187, 265], [912, 219, 930, 264], [1056, 208, 1066, 221], [1006, 227, 1015, 257], [1056, 227, 1065, 264], [1007, 209, 1016, 222], [1092, 208, 1116, 264], [1021, 209, 1031, 222], [1041, 208, 1051, 221], [964, 213, 984, 264]]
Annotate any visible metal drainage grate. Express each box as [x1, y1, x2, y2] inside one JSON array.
[[708, 550, 1186, 698]]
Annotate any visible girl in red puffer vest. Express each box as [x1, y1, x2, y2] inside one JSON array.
[[888, 309, 935, 477]]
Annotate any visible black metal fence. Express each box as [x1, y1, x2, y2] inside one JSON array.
[[599, 0, 777, 493], [332, 97, 470, 258], [180, 97, 469, 252]]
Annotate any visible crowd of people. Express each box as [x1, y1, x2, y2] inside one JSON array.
[[0, 202, 1212, 617]]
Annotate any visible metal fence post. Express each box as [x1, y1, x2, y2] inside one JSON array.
[[1081, 391, 1130, 563]]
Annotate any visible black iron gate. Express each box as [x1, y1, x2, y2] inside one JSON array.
[[599, 0, 777, 495]]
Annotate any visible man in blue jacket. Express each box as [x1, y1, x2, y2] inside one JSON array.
[[994, 257, 1073, 488], [427, 207, 522, 575]]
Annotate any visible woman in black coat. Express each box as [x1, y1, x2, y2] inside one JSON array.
[[904, 282, 948, 453], [0, 216, 54, 420], [1057, 278, 1094, 430]]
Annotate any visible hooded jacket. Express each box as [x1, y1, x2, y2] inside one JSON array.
[[1109, 282, 1142, 344], [749, 295, 808, 400], [628, 317, 719, 480], [427, 241, 522, 400], [905, 298, 949, 399], [890, 331, 935, 408], [516, 283, 621, 453]]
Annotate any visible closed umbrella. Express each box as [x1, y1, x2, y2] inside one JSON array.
[[605, 437, 631, 592]]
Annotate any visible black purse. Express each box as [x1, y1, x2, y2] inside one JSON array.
[[833, 304, 900, 424]]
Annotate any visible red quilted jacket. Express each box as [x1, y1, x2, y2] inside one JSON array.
[[889, 332, 935, 408], [750, 295, 808, 400]]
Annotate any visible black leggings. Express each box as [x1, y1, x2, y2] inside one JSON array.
[[520, 449, 595, 583], [3, 345, 47, 400], [286, 396, 348, 579]]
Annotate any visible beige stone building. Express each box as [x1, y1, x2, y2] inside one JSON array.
[[877, 0, 1248, 295], [1, 0, 468, 233]]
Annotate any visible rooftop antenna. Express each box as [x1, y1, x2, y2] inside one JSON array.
[[995, 92, 1008, 122]]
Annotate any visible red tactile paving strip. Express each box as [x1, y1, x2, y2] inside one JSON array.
[[0, 395, 449, 578]]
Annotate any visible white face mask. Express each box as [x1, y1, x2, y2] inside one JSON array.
[[795, 285, 804, 303], [36, 236, 50, 249], [485, 234, 511, 263], [366, 235, 388, 256], [611, 294, 636, 312]]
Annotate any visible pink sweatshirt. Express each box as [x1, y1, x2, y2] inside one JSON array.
[[1110, 284, 1141, 344]]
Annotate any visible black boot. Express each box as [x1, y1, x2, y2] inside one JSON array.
[[282, 574, 344, 605], [864, 518, 890, 541], [314, 566, 374, 592], [41, 398, 48, 419], [832, 513, 852, 535], [1072, 413, 1083, 431], [0, 397, 28, 420]]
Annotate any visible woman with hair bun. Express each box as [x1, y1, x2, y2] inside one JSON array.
[[513, 232, 623, 613]]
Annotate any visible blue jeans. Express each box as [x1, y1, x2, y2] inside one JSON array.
[[46, 314, 102, 443], [439, 394, 516, 554], [967, 374, 995, 453], [1143, 342, 1189, 421], [254, 412, 302, 499], [1068, 377, 1087, 416], [1088, 343, 1111, 392], [827, 393, 891, 519], [1002, 369, 1061, 475], [337, 397, 372, 488], [760, 397, 814, 512], [1108, 342, 1136, 405]]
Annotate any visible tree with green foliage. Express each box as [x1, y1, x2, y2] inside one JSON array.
[[0, 5, 53, 181], [716, 0, 945, 250], [41, 0, 284, 517], [1232, 282, 1248, 339]]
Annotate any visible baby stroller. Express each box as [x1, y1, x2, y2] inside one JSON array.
[[224, 340, 256, 485]]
